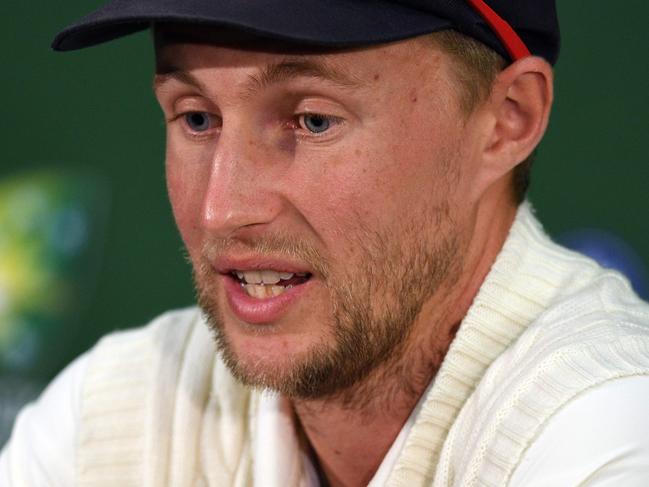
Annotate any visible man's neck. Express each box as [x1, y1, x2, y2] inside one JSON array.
[[291, 197, 518, 487], [291, 326, 451, 486]]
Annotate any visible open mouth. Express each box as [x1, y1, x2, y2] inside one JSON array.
[[230, 270, 312, 299]]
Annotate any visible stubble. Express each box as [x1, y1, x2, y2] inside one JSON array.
[[194, 201, 460, 406]]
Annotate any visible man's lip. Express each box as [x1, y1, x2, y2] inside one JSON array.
[[213, 256, 313, 275], [222, 273, 314, 324]]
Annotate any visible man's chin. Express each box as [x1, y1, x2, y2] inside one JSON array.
[[206, 314, 338, 397], [221, 352, 306, 392], [218, 341, 339, 398]]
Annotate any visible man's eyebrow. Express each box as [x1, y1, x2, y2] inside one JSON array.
[[153, 67, 206, 92], [246, 58, 364, 94], [153, 58, 364, 95]]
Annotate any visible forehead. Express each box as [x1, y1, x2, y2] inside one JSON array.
[[153, 24, 447, 88]]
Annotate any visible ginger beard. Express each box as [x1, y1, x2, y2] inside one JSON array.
[[194, 201, 461, 402]]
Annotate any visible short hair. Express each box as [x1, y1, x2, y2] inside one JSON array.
[[427, 30, 535, 204]]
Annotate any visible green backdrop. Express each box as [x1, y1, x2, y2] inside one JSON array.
[[1, 1, 648, 384]]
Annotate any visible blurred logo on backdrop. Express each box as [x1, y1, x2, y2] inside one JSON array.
[[0, 169, 109, 445], [558, 228, 649, 300]]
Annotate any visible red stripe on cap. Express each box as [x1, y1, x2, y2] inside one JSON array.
[[466, 0, 531, 61]]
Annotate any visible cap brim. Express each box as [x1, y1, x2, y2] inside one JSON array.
[[52, 0, 455, 51]]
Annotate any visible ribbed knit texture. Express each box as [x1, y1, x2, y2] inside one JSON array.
[[76, 202, 649, 486], [77, 310, 255, 486], [388, 202, 649, 486]]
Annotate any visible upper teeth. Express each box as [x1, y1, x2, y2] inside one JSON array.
[[235, 270, 296, 284]]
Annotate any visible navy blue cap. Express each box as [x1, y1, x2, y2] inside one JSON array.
[[51, 0, 560, 65]]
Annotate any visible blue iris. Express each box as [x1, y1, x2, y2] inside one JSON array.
[[185, 112, 211, 132], [302, 114, 330, 134]]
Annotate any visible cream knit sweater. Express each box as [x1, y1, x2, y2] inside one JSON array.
[[75, 203, 649, 486]]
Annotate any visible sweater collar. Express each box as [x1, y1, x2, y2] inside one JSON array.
[[386, 201, 565, 485], [252, 202, 561, 486]]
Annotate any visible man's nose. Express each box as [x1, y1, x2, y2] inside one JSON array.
[[200, 128, 284, 238]]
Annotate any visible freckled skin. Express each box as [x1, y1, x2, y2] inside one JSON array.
[[152, 33, 552, 487], [156, 39, 477, 371]]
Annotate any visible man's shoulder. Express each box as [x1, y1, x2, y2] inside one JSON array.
[[527, 260, 649, 350], [1, 307, 255, 486], [91, 306, 203, 351], [84, 306, 238, 393], [76, 307, 256, 482], [478, 221, 649, 405], [494, 264, 649, 407], [440, 268, 649, 486], [465, 271, 649, 429], [80, 306, 253, 421]]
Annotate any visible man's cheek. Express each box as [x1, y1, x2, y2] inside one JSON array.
[[166, 167, 206, 260]]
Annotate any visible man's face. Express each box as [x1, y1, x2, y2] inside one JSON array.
[[154, 33, 482, 398]]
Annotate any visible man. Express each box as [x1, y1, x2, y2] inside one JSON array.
[[2, 1, 649, 485]]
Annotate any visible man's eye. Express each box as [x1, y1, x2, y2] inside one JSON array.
[[184, 112, 213, 132], [298, 114, 334, 134]]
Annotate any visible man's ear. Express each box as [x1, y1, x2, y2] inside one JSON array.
[[472, 56, 553, 199]]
